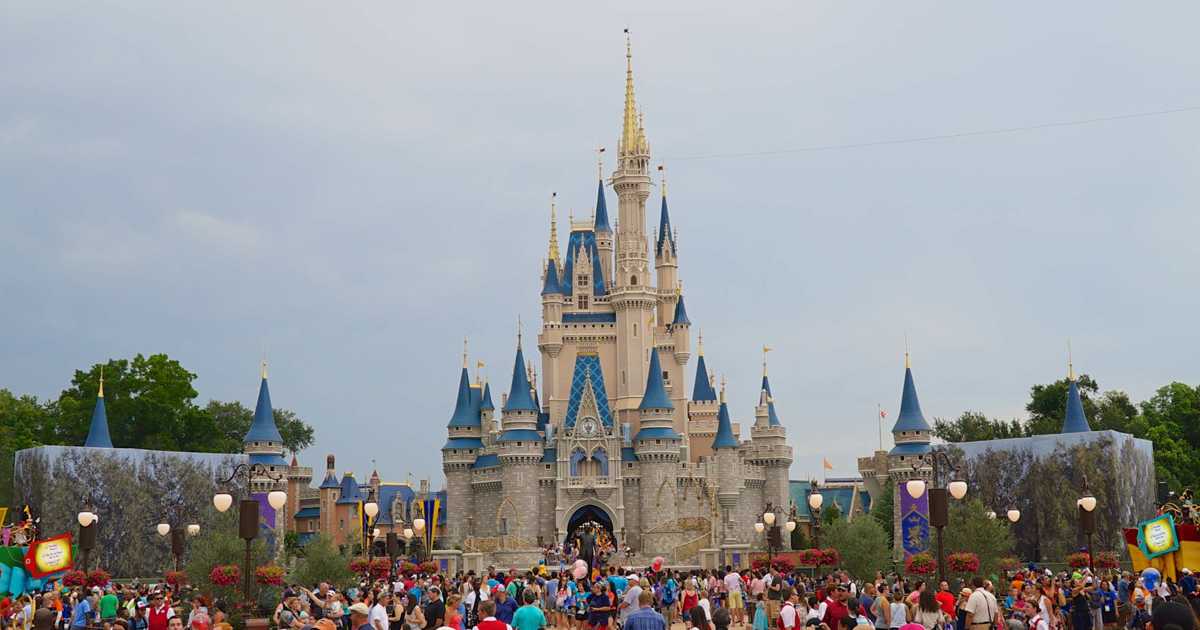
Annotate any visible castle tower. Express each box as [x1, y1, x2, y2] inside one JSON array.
[[687, 334, 719, 462], [285, 453, 312, 536], [496, 334, 543, 542], [712, 385, 742, 544], [669, 287, 692, 429], [335, 472, 363, 548], [243, 362, 288, 510], [654, 170, 679, 326], [748, 355, 793, 548], [442, 345, 484, 546], [887, 352, 933, 555], [1061, 355, 1092, 433], [594, 162, 615, 285], [318, 454, 340, 539], [610, 32, 658, 432], [634, 348, 682, 554], [84, 369, 113, 448]]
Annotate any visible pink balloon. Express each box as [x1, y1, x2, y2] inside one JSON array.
[[573, 563, 588, 579], [652, 556, 665, 572]]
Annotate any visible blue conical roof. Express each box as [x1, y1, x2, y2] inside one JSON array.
[[594, 179, 611, 233], [84, 391, 113, 448], [480, 382, 495, 411], [1061, 379, 1091, 433], [244, 376, 283, 443], [713, 399, 738, 449], [335, 473, 362, 504], [692, 355, 717, 401], [503, 343, 538, 412], [672, 294, 691, 326], [319, 471, 340, 489], [761, 375, 782, 427], [447, 368, 479, 428], [891, 364, 931, 433], [656, 194, 676, 257], [639, 348, 674, 410], [541, 258, 562, 295]]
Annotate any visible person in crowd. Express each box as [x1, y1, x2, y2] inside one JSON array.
[[688, 605, 711, 630], [494, 587, 517, 626], [913, 590, 946, 630], [511, 590, 546, 630]]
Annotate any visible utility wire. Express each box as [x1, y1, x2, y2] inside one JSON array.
[[667, 104, 1200, 162]]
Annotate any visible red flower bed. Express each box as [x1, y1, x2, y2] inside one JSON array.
[[905, 553, 937, 576], [399, 561, 418, 575], [63, 570, 87, 587], [164, 571, 188, 587], [210, 564, 241, 586], [86, 569, 111, 588], [1095, 552, 1119, 569], [419, 561, 438, 575], [370, 558, 391, 579], [1066, 552, 1090, 569], [818, 548, 841, 567], [255, 565, 285, 586], [349, 557, 371, 573], [947, 552, 980, 574]]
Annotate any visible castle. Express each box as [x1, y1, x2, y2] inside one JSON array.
[[439, 36, 793, 568]]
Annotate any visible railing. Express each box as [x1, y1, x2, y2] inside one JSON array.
[[565, 476, 614, 488]]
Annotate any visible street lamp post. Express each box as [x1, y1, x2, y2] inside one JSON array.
[[213, 463, 287, 606], [402, 527, 414, 561], [363, 488, 380, 579], [413, 516, 427, 563], [157, 523, 200, 571], [807, 485, 824, 548], [753, 502, 795, 567], [77, 501, 98, 572], [906, 450, 968, 584], [1077, 474, 1097, 573]]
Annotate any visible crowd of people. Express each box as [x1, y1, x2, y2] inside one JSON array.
[[4, 561, 1200, 630]]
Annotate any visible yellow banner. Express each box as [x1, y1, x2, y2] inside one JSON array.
[[0, 507, 7, 526]]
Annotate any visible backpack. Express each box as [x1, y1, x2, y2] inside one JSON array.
[[466, 585, 482, 629], [663, 582, 677, 605]]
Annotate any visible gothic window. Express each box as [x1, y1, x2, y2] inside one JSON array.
[[631, 275, 638, 285], [577, 295, 589, 309], [578, 275, 588, 287], [499, 518, 508, 535], [569, 448, 587, 476], [633, 324, 638, 337], [591, 447, 610, 476]]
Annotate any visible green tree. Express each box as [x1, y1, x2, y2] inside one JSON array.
[[203, 401, 315, 456], [1139, 383, 1200, 489], [933, 411, 1025, 442], [183, 509, 276, 611], [821, 502, 842, 526], [790, 525, 810, 550], [289, 534, 354, 590], [0, 390, 49, 507], [941, 498, 1014, 577], [824, 517, 891, 579], [870, 482, 895, 550], [1026, 375, 1099, 436]]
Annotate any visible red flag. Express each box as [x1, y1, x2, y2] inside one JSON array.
[[880, 409, 888, 418]]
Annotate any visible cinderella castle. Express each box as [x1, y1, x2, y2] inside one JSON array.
[[440, 36, 793, 569]]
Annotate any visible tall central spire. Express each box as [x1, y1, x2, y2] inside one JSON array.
[[548, 192, 561, 263], [619, 29, 648, 158]]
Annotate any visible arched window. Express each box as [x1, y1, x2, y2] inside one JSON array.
[[630, 275, 638, 285], [569, 448, 587, 476], [591, 447, 610, 476]]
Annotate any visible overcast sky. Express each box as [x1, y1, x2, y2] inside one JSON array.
[[3, 2, 1198, 486]]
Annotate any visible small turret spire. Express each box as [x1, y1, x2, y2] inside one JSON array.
[[462, 337, 469, 369], [1067, 340, 1075, 382], [697, 330, 704, 356], [762, 345, 772, 377], [619, 29, 648, 158], [85, 365, 113, 448], [98, 365, 105, 398], [655, 164, 675, 257], [548, 193, 561, 264], [261, 358, 268, 380]]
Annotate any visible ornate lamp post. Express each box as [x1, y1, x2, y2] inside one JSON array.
[[157, 522, 200, 571], [363, 488, 380, 577], [213, 463, 287, 606], [1006, 508, 1021, 524], [413, 516, 427, 563], [753, 502, 794, 567], [906, 450, 968, 584], [402, 527, 415, 560], [1077, 474, 1097, 573], [807, 485, 824, 548], [77, 500, 98, 572]]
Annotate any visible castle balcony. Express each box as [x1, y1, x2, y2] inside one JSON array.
[[564, 475, 616, 501], [288, 466, 314, 479]]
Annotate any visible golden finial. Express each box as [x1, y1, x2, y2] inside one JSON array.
[[98, 365, 105, 398], [517, 316, 523, 347], [904, 334, 911, 369], [621, 28, 639, 157], [462, 337, 469, 369], [548, 192, 560, 263], [697, 329, 704, 356], [658, 163, 667, 197], [597, 146, 606, 180], [762, 345, 772, 376], [719, 375, 727, 403], [1067, 340, 1075, 382], [261, 358, 268, 380]]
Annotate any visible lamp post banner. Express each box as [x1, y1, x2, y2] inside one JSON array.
[[900, 481, 930, 558]]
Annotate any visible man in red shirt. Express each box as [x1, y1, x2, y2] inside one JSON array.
[[822, 585, 849, 630], [935, 581, 957, 617], [475, 600, 513, 630]]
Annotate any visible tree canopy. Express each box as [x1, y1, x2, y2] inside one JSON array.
[[1, 353, 315, 506], [825, 516, 892, 579]]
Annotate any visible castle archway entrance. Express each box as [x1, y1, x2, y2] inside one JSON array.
[[564, 503, 617, 567]]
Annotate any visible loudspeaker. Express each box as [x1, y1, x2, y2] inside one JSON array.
[[239, 499, 260, 540], [79, 523, 97, 551], [929, 488, 949, 529]]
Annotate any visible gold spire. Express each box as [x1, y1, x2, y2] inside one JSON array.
[[619, 29, 647, 158], [516, 316, 523, 347], [658, 163, 667, 197], [98, 365, 105, 398], [1067, 340, 1075, 381], [261, 358, 268, 380], [904, 334, 911, 369], [762, 345, 772, 376], [462, 337, 469, 369], [719, 375, 727, 403], [697, 329, 704, 356], [597, 146, 606, 180], [548, 192, 560, 263]]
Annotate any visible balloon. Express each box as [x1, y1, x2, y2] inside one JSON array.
[[1142, 568, 1161, 592], [572, 562, 587, 579], [652, 556, 665, 572]]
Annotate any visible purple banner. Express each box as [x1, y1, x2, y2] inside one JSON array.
[[898, 481, 930, 558]]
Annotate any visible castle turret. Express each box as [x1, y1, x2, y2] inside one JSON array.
[[712, 385, 743, 545], [1061, 355, 1092, 433], [594, 165, 614, 285], [687, 334, 719, 461], [634, 348, 681, 554], [887, 351, 933, 554], [748, 355, 793, 548], [496, 335, 542, 542], [318, 454, 340, 541], [655, 168, 679, 326], [611, 32, 658, 433], [244, 361, 288, 501], [443, 345, 483, 546], [285, 453, 312, 538], [84, 370, 113, 448]]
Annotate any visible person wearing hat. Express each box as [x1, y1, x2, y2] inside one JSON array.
[[349, 603, 372, 630], [493, 587, 517, 625], [423, 586, 445, 630], [130, 600, 149, 630]]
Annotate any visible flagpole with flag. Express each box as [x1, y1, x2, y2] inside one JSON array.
[[822, 457, 833, 484], [878, 405, 889, 451]]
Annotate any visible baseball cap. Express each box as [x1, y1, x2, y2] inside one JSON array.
[[137, 602, 148, 609], [349, 603, 370, 616]]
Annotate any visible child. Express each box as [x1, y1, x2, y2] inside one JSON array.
[[753, 594, 769, 630]]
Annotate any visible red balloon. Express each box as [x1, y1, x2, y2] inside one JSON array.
[[652, 556, 665, 572]]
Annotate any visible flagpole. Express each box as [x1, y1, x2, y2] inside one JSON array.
[[878, 404, 883, 451]]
